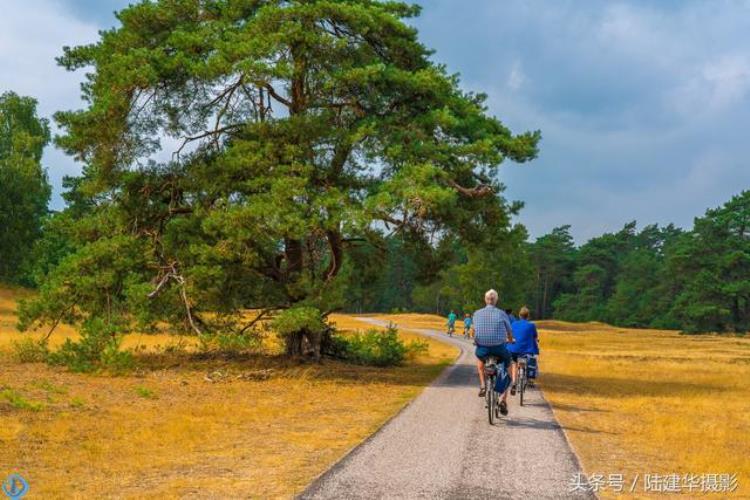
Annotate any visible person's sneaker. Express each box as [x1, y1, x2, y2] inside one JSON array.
[[510, 384, 517, 396], [478, 387, 486, 397], [499, 400, 508, 416]]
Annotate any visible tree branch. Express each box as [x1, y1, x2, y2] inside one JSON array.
[[258, 82, 292, 108], [42, 302, 76, 342], [238, 309, 272, 335], [448, 180, 495, 198]]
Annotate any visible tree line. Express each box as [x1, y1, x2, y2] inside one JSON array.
[[339, 191, 750, 334]]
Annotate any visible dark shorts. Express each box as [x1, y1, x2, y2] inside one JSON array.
[[475, 344, 511, 368]]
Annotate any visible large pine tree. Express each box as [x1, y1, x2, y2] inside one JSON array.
[[23, 0, 539, 356]]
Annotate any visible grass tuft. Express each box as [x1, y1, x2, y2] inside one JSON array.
[[1, 388, 44, 411], [135, 386, 157, 399]]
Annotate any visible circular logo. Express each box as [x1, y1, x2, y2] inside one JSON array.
[[1, 474, 28, 500]]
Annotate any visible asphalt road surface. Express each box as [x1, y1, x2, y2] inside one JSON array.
[[300, 318, 594, 500]]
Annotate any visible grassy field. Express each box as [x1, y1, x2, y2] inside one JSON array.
[[0, 287, 457, 498], [4, 285, 749, 498], [372, 313, 750, 498]]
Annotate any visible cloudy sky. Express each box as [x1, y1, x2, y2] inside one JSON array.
[[2, 0, 749, 242]]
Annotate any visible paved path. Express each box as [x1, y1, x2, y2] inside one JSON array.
[[300, 318, 593, 500]]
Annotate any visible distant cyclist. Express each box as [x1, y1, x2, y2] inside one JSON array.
[[507, 306, 539, 395], [463, 313, 472, 337], [447, 310, 457, 336], [473, 290, 515, 415]]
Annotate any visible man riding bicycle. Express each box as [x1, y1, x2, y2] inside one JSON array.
[[463, 313, 472, 337], [507, 306, 539, 395], [447, 310, 457, 336], [473, 289, 515, 415]]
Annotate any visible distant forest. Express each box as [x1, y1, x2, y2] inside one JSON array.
[[341, 191, 750, 334]]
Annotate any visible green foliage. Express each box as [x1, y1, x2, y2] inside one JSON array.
[[665, 191, 750, 333], [135, 386, 157, 399], [273, 306, 329, 356], [1, 389, 44, 411], [22, 184, 82, 287], [69, 396, 86, 408], [0, 91, 51, 284], [273, 306, 327, 338], [46, 318, 134, 373], [531, 192, 750, 333], [11, 337, 50, 363], [198, 331, 262, 353], [336, 324, 422, 366], [404, 338, 430, 361], [33, 379, 68, 395], [23, 0, 538, 359], [526, 225, 576, 319]]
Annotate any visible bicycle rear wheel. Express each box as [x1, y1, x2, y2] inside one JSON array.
[[487, 375, 496, 425], [519, 365, 526, 406]]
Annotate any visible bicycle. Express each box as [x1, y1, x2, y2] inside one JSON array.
[[447, 324, 455, 337], [484, 356, 506, 424], [517, 355, 530, 406]]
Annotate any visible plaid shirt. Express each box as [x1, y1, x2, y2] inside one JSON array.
[[473, 305, 513, 346]]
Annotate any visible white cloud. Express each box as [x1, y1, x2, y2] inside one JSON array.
[[670, 54, 750, 116], [0, 0, 100, 209], [506, 61, 526, 91]]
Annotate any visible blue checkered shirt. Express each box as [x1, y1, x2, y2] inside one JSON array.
[[473, 305, 513, 347]]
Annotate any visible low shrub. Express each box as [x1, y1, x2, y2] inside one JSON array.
[[198, 331, 262, 353], [337, 324, 427, 367], [46, 318, 134, 373], [11, 337, 50, 363], [273, 306, 328, 356], [404, 338, 429, 360]]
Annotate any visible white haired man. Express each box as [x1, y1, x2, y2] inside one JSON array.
[[473, 289, 515, 415]]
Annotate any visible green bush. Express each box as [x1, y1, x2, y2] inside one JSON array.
[[337, 324, 425, 367], [47, 318, 134, 373], [11, 337, 49, 363], [272, 306, 328, 356], [404, 338, 429, 360], [273, 307, 326, 335], [197, 332, 262, 353]]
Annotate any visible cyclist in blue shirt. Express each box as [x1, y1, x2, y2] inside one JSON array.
[[447, 310, 457, 335], [506, 306, 539, 395], [463, 313, 472, 337]]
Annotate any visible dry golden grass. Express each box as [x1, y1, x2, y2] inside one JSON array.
[[0, 287, 458, 498], [537, 320, 750, 499], [0, 286, 195, 353], [379, 313, 750, 498]]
